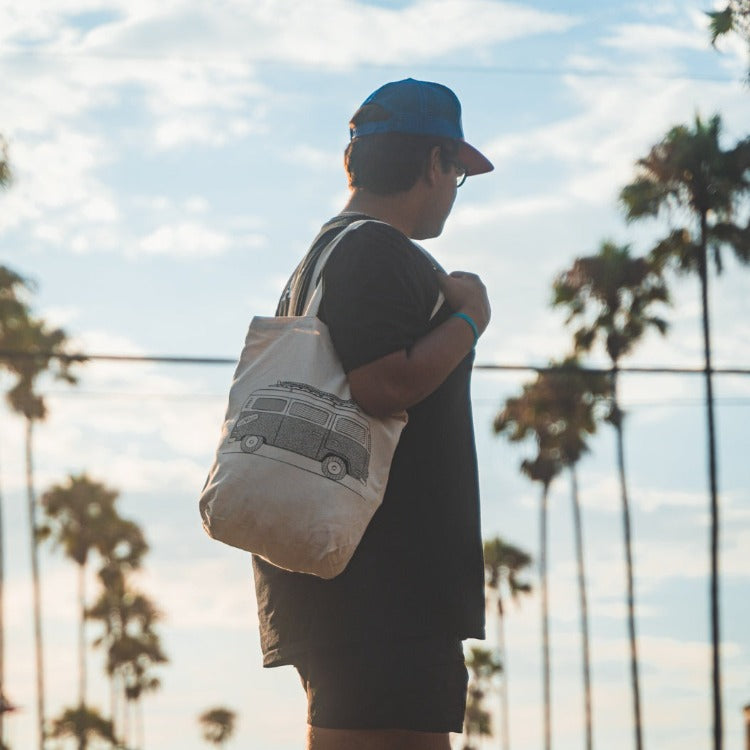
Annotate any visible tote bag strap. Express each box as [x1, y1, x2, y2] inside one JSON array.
[[304, 219, 373, 317], [304, 219, 444, 321]]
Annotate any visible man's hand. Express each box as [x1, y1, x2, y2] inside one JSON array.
[[348, 269, 491, 417], [437, 271, 491, 335]]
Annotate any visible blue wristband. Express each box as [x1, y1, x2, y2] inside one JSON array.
[[452, 312, 479, 347]]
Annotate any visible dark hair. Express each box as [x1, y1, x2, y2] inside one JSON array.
[[344, 104, 459, 195]]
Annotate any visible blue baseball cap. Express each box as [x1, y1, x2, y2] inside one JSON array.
[[349, 78, 494, 177]]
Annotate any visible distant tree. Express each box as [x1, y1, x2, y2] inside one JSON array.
[[83, 510, 165, 750], [494, 359, 608, 750], [41, 473, 119, 750], [620, 113, 750, 750], [0, 136, 10, 188], [5, 298, 84, 750], [553, 242, 669, 750], [707, 1, 750, 80], [0, 264, 35, 743], [116, 595, 168, 750], [86, 516, 152, 748], [48, 706, 116, 750], [545, 360, 609, 750], [494, 380, 564, 750], [463, 646, 502, 750], [198, 707, 237, 749], [483, 537, 532, 750]]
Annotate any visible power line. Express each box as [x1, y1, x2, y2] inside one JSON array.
[[32, 389, 750, 408], [1, 349, 749, 376], [0, 49, 739, 84], [474, 363, 750, 376]]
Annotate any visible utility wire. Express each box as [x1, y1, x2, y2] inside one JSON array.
[[1, 349, 749, 376], [31, 389, 750, 408], [0, 49, 740, 84]]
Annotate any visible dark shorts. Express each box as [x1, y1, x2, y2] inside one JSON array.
[[294, 636, 468, 733]]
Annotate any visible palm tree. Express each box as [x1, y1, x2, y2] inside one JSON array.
[[83, 509, 162, 750], [0, 264, 34, 745], [121, 594, 168, 750], [40, 473, 119, 749], [494, 360, 608, 750], [620, 115, 750, 750], [494, 381, 564, 750], [6, 315, 83, 750], [199, 707, 237, 749], [553, 242, 669, 750], [91, 583, 166, 750], [483, 537, 532, 750], [86, 516, 148, 741], [707, 1, 750, 80], [545, 360, 609, 750], [463, 646, 502, 750], [0, 149, 19, 744], [48, 706, 116, 750], [0, 136, 10, 188]]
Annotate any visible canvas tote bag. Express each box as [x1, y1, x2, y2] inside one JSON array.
[[199, 220, 409, 579]]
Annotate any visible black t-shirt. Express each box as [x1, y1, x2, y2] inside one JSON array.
[[252, 215, 485, 667]]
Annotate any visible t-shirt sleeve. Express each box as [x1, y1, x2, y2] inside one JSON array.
[[318, 223, 439, 373]]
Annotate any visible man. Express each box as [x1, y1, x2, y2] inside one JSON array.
[[253, 78, 493, 750]]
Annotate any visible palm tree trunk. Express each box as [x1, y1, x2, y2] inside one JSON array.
[[25, 417, 45, 750], [699, 216, 722, 750], [570, 467, 593, 750], [0, 450, 5, 746], [136, 698, 144, 750], [109, 672, 116, 742], [122, 683, 130, 750], [112, 670, 122, 747], [611, 369, 643, 750], [496, 597, 510, 750], [77, 563, 87, 750], [540, 482, 552, 750]]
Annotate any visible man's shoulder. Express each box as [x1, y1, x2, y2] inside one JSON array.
[[322, 214, 410, 246], [325, 217, 429, 275]]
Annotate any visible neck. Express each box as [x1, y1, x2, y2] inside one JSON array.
[[341, 189, 423, 238]]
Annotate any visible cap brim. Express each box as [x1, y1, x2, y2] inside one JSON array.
[[458, 141, 494, 176]]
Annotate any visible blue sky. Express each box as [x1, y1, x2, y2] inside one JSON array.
[[1, 1, 749, 749]]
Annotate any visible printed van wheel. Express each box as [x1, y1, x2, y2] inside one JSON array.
[[240, 435, 263, 453], [322, 455, 346, 481]]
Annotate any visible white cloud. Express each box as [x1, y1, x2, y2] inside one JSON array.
[[0, 129, 116, 232], [482, 44, 746, 228], [0, 0, 580, 264], [152, 114, 265, 150], [185, 196, 209, 214], [73, 327, 148, 355], [630, 0, 683, 20], [136, 221, 232, 257], [284, 144, 336, 170], [602, 23, 708, 52], [1, 0, 576, 150], [635, 486, 708, 513], [134, 556, 259, 631], [486, 72, 700, 209], [73, 0, 577, 67], [452, 194, 571, 228], [37, 304, 82, 328]]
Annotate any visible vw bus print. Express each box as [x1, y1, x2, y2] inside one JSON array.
[[227, 381, 371, 483]]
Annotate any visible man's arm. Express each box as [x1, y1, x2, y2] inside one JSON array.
[[348, 271, 491, 417]]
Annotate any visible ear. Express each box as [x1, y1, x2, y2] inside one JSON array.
[[425, 146, 443, 186]]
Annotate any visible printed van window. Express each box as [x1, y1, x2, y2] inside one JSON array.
[[289, 401, 329, 425], [335, 416, 368, 446], [253, 397, 288, 412]]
